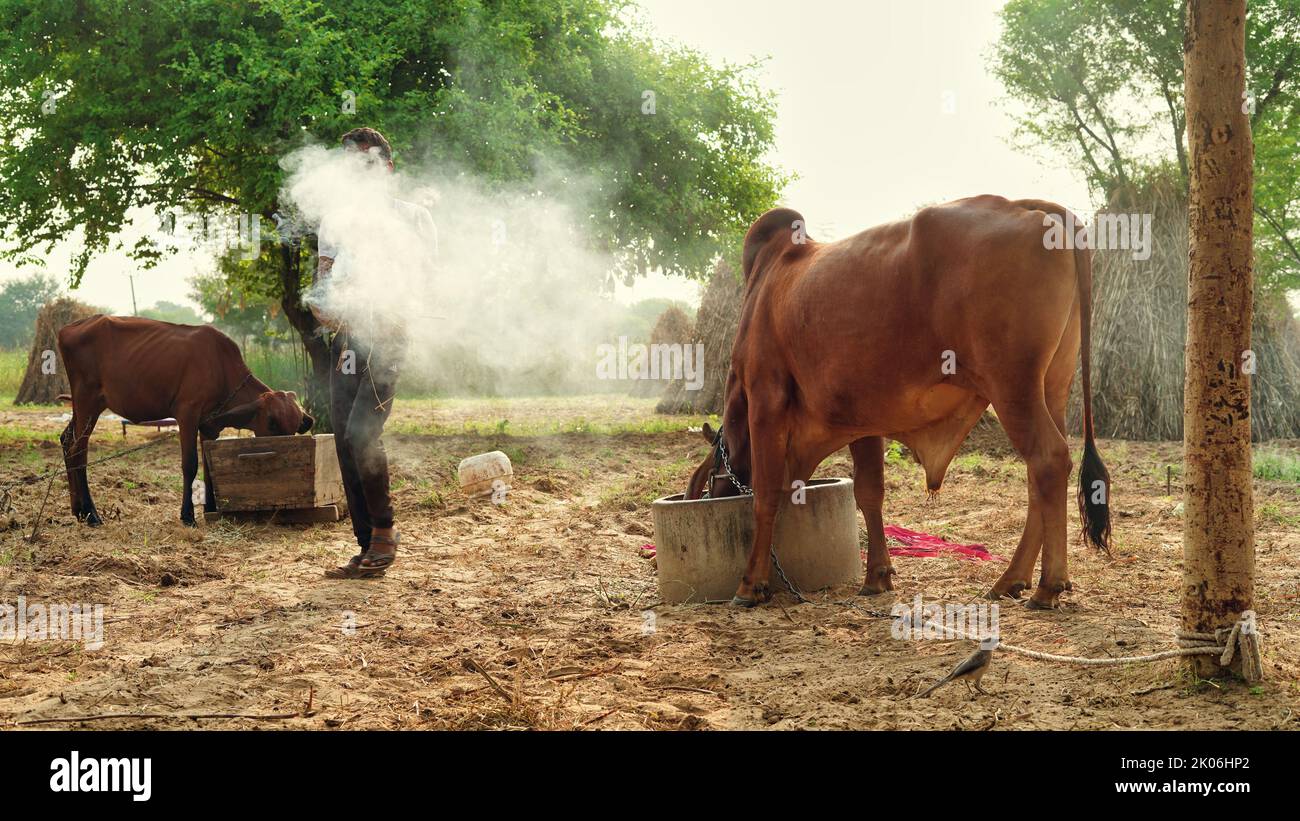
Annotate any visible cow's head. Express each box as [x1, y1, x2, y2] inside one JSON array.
[[685, 422, 751, 500], [210, 391, 314, 437]]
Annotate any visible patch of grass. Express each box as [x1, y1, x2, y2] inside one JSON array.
[[1257, 502, 1299, 527], [0, 348, 27, 399], [413, 475, 461, 510], [0, 425, 58, 445], [1106, 440, 1132, 463], [1253, 448, 1300, 483], [595, 458, 694, 511], [885, 440, 907, 466], [389, 415, 694, 438], [389, 395, 704, 438], [1154, 461, 1182, 485], [496, 444, 529, 466]]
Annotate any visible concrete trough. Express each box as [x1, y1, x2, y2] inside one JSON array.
[[650, 478, 861, 604]]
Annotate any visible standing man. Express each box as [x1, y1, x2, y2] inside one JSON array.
[[313, 127, 437, 578]]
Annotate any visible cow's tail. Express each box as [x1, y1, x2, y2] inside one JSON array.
[[1073, 242, 1111, 553]]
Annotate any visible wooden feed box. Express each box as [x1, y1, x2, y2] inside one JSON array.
[[201, 434, 346, 523]]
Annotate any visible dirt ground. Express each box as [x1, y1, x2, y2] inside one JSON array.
[[1, 396, 1297, 730]]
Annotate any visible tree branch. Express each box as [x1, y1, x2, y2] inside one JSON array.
[[1254, 204, 1300, 270]]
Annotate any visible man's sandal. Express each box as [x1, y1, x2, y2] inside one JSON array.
[[325, 534, 398, 579]]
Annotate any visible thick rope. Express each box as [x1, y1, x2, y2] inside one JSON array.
[[893, 609, 1263, 681], [775, 561, 1266, 682]]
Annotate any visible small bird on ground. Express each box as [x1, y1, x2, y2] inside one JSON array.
[[916, 634, 999, 698]]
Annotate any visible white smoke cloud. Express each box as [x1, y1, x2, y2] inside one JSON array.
[[279, 143, 622, 393]]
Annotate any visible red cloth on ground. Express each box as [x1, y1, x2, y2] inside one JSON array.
[[883, 525, 1003, 562]]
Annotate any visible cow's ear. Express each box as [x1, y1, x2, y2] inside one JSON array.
[[208, 400, 259, 431], [297, 413, 315, 434], [700, 422, 715, 443]]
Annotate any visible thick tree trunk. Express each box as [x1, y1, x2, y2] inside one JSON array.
[[1181, 0, 1255, 679], [277, 240, 334, 432]]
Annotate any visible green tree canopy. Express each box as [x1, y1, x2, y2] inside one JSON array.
[[0, 271, 62, 348], [0, 0, 788, 420], [139, 299, 204, 325]]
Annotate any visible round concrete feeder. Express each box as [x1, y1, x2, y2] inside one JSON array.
[[650, 478, 861, 604]]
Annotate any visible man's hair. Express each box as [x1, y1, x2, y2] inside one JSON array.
[[340, 127, 392, 162]]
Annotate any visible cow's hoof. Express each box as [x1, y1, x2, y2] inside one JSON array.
[[731, 596, 758, 608], [857, 581, 892, 596], [859, 566, 895, 595], [1026, 579, 1070, 609], [988, 580, 1028, 601]]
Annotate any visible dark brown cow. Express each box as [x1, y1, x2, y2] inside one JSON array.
[[687, 196, 1110, 610], [56, 315, 314, 526]]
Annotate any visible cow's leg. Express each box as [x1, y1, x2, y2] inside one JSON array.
[[60, 418, 80, 517], [989, 490, 1044, 600], [179, 422, 201, 526], [991, 395, 1073, 609], [989, 317, 1078, 601], [850, 436, 894, 595], [62, 394, 106, 525], [732, 411, 790, 607]]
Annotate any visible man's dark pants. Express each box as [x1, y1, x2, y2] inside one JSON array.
[[329, 331, 402, 550]]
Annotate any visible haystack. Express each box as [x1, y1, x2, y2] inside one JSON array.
[[14, 298, 100, 405], [631, 304, 694, 397], [1068, 176, 1300, 441], [657, 260, 745, 414]]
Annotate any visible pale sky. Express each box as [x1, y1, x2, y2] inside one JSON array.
[[4, 0, 1093, 314]]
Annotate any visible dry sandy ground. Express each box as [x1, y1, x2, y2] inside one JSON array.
[[1, 397, 1297, 730]]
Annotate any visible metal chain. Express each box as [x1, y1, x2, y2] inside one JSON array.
[[769, 546, 808, 604], [706, 428, 807, 603], [717, 433, 752, 495], [703, 426, 752, 499]]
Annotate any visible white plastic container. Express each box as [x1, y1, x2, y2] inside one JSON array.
[[458, 451, 513, 499]]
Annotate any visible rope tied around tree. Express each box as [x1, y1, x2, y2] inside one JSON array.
[[1176, 611, 1264, 682]]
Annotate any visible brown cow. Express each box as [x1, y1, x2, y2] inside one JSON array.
[[56, 315, 314, 526], [687, 196, 1110, 610]]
